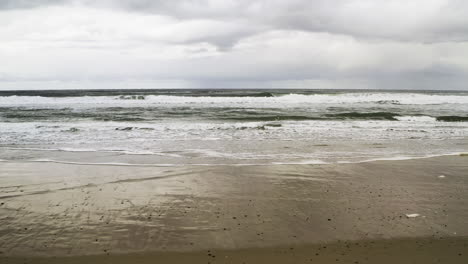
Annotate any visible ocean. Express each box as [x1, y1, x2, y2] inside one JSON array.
[[1, 89, 467, 165]]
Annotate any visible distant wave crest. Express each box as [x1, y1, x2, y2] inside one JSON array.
[[436, 116, 468, 122], [1, 92, 468, 107]]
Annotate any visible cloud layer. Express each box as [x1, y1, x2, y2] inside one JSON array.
[[1, 0, 467, 89]]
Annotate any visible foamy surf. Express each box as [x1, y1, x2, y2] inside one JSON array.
[[1, 89, 467, 166], [395, 116, 437, 122], [0, 152, 461, 167], [1, 92, 468, 108], [1, 147, 183, 157], [29, 159, 178, 167]]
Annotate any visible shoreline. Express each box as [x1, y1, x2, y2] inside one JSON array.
[[0, 148, 467, 167]]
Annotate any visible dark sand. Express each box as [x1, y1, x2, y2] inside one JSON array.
[[3, 237, 468, 264], [0, 155, 467, 263]]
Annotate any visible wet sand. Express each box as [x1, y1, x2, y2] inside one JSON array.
[[0, 155, 467, 263], [3, 237, 468, 264]]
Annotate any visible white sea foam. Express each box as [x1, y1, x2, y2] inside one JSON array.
[[395, 116, 437, 122], [1, 93, 467, 108], [337, 152, 468, 164], [3, 147, 99, 152], [1, 147, 183, 157], [6, 152, 462, 167], [30, 159, 177, 167], [27, 159, 292, 167]]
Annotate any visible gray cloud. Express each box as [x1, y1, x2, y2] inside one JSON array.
[[0, 0, 467, 90], [0, 0, 65, 9], [4, 0, 468, 43]]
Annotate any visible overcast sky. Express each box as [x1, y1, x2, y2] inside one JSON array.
[[1, 0, 467, 90]]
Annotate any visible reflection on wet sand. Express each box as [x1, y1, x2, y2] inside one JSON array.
[[0, 155, 467, 263]]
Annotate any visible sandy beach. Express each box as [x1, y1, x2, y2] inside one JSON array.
[[2, 0, 468, 261], [0, 155, 467, 263]]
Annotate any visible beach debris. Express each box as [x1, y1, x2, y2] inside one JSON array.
[[438, 175, 446, 179], [405, 213, 420, 218]]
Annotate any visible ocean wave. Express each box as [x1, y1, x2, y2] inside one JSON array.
[[118, 95, 146, 100], [376, 100, 401, 105], [395, 116, 437, 122], [3, 109, 468, 123], [326, 112, 400, 121], [1, 92, 467, 108], [436, 116, 468, 122], [223, 115, 319, 122]]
